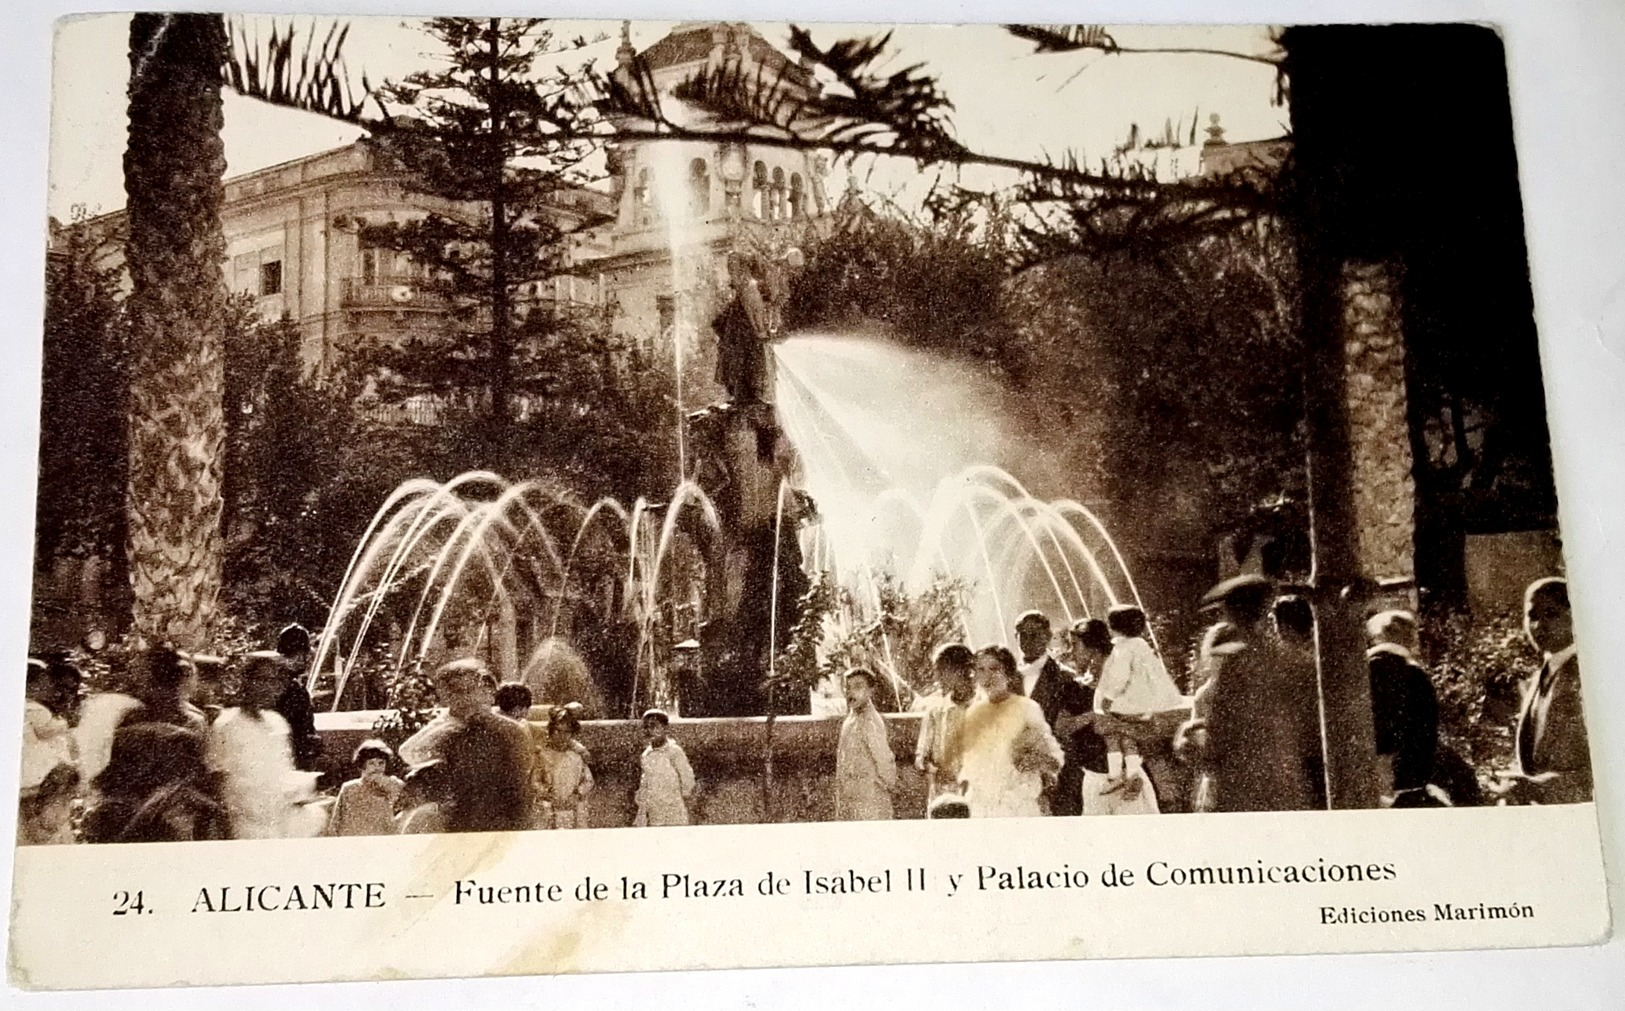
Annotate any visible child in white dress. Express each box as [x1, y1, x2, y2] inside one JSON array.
[[207, 653, 324, 839], [536, 707, 594, 829], [1096, 605, 1184, 797], [633, 710, 695, 827]]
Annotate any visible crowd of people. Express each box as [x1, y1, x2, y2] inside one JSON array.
[[13, 633, 692, 842], [850, 572, 1590, 819], [19, 627, 326, 844], [15, 573, 1590, 843]]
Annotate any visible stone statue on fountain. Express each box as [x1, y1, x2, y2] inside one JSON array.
[[684, 243, 813, 716], [713, 246, 805, 411]]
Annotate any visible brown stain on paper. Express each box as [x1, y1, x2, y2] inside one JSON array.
[[375, 828, 631, 980]]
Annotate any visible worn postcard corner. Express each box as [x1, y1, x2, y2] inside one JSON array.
[[10, 12, 1612, 991]]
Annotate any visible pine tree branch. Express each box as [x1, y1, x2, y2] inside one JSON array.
[[590, 25, 1272, 209]]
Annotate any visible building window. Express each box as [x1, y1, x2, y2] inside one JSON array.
[[771, 168, 786, 220], [636, 167, 654, 218], [259, 260, 283, 296], [752, 161, 768, 218], [688, 158, 711, 216], [656, 294, 677, 340], [790, 173, 805, 219]]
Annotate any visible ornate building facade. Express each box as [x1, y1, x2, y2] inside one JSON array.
[[59, 21, 834, 416], [587, 21, 835, 407]]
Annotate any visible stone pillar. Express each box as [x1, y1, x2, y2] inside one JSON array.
[[1340, 261, 1418, 609], [1303, 258, 1418, 810]]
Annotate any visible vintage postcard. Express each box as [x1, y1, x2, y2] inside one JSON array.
[[8, 12, 1611, 991]]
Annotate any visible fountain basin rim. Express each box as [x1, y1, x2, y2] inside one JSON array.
[[313, 709, 925, 733]]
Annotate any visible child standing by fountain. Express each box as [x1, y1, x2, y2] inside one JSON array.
[[537, 707, 594, 829], [325, 740, 404, 837], [1095, 605, 1184, 803], [915, 645, 975, 803], [838, 669, 898, 820], [634, 710, 695, 827]]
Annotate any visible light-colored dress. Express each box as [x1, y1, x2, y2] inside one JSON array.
[[326, 775, 404, 836], [20, 701, 76, 794], [959, 694, 1063, 818], [206, 708, 312, 839], [536, 744, 594, 829], [836, 704, 897, 820], [73, 692, 143, 786], [1097, 636, 1185, 717], [634, 741, 695, 827]]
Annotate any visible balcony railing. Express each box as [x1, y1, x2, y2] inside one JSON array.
[[340, 275, 448, 311]]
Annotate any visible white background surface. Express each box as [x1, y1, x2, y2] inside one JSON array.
[[2, 1, 1623, 1007]]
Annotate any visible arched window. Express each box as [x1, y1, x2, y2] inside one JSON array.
[[688, 158, 711, 215], [789, 173, 805, 219], [635, 167, 656, 225], [771, 167, 786, 220], [752, 161, 768, 218]]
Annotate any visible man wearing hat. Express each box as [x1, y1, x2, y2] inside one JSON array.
[[1180, 574, 1324, 812]]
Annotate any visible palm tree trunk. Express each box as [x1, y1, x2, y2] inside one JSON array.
[[123, 13, 229, 649]]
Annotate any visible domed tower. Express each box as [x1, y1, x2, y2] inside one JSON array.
[[606, 21, 830, 238], [588, 21, 831, 385]]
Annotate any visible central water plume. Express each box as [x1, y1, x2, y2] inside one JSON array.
[[773, 333, 1147, 655]]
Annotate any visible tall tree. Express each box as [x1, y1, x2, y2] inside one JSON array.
[[221, 307, 368, 632], [38, 215, 127, 576], [358, 17, 602, 448], [122, 13, 231, 649], [115, 13, 368, 647]]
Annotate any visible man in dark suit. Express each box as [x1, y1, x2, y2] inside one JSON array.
[[1013, 611, 1095, 816], [1495, 577, 1591, 805], [1364, 610, 1440, 801]]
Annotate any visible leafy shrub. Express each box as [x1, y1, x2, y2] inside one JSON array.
[[774, 568, 971, 712], [1419, 604, 1531, 788]]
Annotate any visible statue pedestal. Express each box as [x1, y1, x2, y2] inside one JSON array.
[[686, 401, 809, 716]]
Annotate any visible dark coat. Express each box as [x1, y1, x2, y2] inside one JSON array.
[[1513, 649, 1591, 804], [273, 679, 322, 772], [1205, 632, 1325, 812], [1367, 646, 1439, 793], [1023, 657, 1108, 814]]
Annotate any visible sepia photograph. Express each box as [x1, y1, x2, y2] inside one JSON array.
[[6, 7, 1616, 993]]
